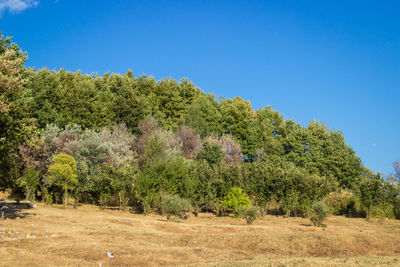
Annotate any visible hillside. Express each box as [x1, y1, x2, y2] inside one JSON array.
[[1, 203, 400, 266]]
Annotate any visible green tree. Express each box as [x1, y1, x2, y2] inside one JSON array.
[[110, 73, 152, 133], [357, 170, 385, 218], [238, 205, 260, 225], [220, 97, 255, 147], [48, 153, 78, 207], [282, 120, 362, 189], [223, 187, 250, 216], [245, 106, 285, 161], [161, 194, 191, 220], [0, 33, 37, 190], [17, 166, 40, 202], [196, 139, 225, 166], [182, 93, 222, 137], [310, 201, 329, 228], [154, 78, 200, 129]]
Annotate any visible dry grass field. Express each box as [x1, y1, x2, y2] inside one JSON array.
[[1, 201, 400, 266]]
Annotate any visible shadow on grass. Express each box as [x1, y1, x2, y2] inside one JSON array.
[[0, 201, 37, 220]]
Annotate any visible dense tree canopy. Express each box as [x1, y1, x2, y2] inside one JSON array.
[[1, 33, 398, 220]]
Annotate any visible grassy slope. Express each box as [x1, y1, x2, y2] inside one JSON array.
[[0, 203, 400, 266]]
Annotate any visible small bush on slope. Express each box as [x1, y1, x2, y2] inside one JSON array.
[[238, 205, 260, 224], [310, 201, 329, 228], [161, 194, 191, 220]]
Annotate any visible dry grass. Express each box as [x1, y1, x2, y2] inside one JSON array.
[[0, 203, 400, 266]]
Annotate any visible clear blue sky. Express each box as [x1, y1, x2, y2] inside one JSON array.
[[1, 0, 399, 175]]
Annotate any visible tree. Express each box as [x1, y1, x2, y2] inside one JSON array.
[[110, 73, 152, 133], [223, 187, 250, 216], [358, 170, 384, 218], [154, 78, 200, 129], [161, 194, 191, 220], [48, 153, 78, 207], [0, 33, 37, 190], [17, 166, 40, 202], [220, 97, 255, 154], [196, 139, 225, 166], [245, 106, 285, 161], [28, 69, 115, 130], [310, 201, 329, 228], [220, 135, 243, 164], [182, 94, 222, 137], [238, 206, 260, 224], [177, 125, 202, 159], [282, 120, 362, 189], [394, 161, 400, 179]]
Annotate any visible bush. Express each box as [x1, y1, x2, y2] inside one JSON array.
[[99, 192, 112, 210], [394, 198, 400, 220], [323, 191, 353, 215], [345, 196, 363, 217], [161, 194, 191, 220], [371, 204, 395, 222], [214, 200, 228, 217], [48, 153, 78, 207], [238, 206, 260, 225], [310, 201, 329, 228], [42, 186, 53, 205], [223, 187, 250, 216]]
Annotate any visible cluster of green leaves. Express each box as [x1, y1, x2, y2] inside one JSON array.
[[237, 206, 260, 225], [26, 69, 200, 132], [1, 33, 399, 222], [0, 33, 37, 192], [161, 194, 192, 220], [48, 153, 78, 206], [310, 201, 329, 228], [222, 187, 250, 216]]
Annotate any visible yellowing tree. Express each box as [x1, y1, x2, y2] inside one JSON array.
[[48, 153, 78, 207]]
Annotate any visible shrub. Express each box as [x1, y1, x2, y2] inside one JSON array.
[[223, 187, 250, 216], [310, 201, 329, 228], [215, 200, 228, 217], [48, 153, 78, 207], [196, 140, 225, 166], [394, 197, 400, 220], [371, 204, 395, 222], [238, 206, 260, 225], [323, 191, 353, 215], [99, 192, 112, 210], [161, 194, 191, 220], [17, 166, 40, 202], [345, 196, 363, 217], [42, 186, 53, 205]]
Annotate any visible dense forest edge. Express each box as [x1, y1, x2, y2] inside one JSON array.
[[1, 33, 399, 224]]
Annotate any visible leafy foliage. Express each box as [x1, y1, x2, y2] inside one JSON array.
[[196, 139, 225, 166], [161, 194, 192, 220], [17, 166, 40, 201], [0, 34, 37, 190], [223, 187, 250, 216], [310, 201, 329, 228], [2, 33, 398, 223], [238, 205, 260, 225], [48, 153, 78, 206]]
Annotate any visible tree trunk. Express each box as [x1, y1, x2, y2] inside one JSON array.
[[118, 192, 122, 210], [64, 189, 68, 208], [26, 189, 31, 202]]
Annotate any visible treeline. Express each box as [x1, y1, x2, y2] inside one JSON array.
[[1, 34, 399, 220]]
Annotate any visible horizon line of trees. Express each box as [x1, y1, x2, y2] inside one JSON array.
[[1, 33, 399, 220]]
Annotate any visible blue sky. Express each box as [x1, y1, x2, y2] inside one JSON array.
[[1, 0, 399, 175]]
